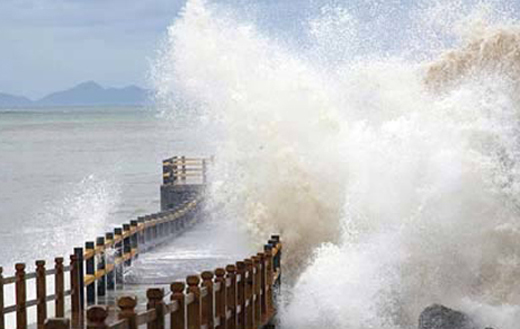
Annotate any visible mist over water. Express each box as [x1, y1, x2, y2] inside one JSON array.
[[154, 0, 520, 327]]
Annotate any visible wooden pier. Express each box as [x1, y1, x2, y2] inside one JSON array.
[[0, 156, 282, 329], [161, 157, 211, 211]]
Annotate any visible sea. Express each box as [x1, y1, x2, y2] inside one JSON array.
[[0, 106, 208, 272]]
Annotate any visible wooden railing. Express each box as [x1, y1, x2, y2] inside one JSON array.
[[162, 157, 212, 186], [44, 236, 282, 329], [0, 196, 204, 329]]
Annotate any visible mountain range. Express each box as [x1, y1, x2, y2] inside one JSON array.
[[0, 81, 151, 108]]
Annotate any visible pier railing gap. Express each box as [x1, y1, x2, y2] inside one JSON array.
[[0, 156, 212, 329]]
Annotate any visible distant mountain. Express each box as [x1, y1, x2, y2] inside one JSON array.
[[0, 81, 151, 108], [0, 92, 33, 108], [37, 81, 150, 106]]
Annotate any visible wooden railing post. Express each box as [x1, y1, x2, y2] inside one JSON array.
[[235, 262, 245, 329], [202, 159, 207, 184], [181, 156, 186, 183], [36, 260, 47, 329], [152, 216, 158, 242], [105, 232, 115, 291], [171, 156, 178, 183], [144, 216, 151, 248], [271, 236, 281, 284], [114, 228, 123, 287], [118, 296, 137, 329], [186, 276, 201, 329], [137, 217, 145, 249], [0, 267, 4, 329], [147, 288, 165, 329], [257, 253, 267, 323], [15, 263, 27, 329], [130, 220, 139, 259], [225, 265, 237, 329], [214, 268, 226, 329], [54, 258, 65, 317], [252, 256, 261, 328], [170, 282, 185, 329], [73, 247, 85, 312], [243, 260, 253, 329], [70, 255, 81, 327], [96, 237, 106, 298], [44, 318, 70, 329], [123, 224, 132, 267], [86, 306, 108, 329], [162, 159, 170, 185], [264, 245, 274, 317], [201, 271, 214, 328], [85, 242, 96, 305]]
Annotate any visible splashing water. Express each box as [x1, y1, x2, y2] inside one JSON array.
[[154, 0, 520, 327], [35, 173, 121, 258]]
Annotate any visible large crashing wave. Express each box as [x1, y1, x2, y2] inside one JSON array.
[[154, 1, 520, 328]]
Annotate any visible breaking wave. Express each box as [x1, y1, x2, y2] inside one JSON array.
[[154, 0, 520, 327]]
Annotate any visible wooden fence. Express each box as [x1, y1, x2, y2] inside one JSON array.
[[0, 196, 204, 329], [44, 236, 282, 329], [162, 157, 212, 186]]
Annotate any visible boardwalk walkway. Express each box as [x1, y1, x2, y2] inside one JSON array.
[[0, 156, 282, 329]]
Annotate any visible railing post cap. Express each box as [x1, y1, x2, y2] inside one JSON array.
[[215, 268, 225, 277], [186, 275, 200, 286], [201, 271, 214, 280], [36, 260, 46, 267], [55, 257, 64, 263], [87, 305, 109, 324], [118, 296, 138, 310], [236, 261, 246, 270], [225, 264, 236, 273], [146, 288, 165, 300], [86, 241, 95, 249], [44, 318, 70, 329], [171, 282, 185, 293], [15, 263, 25, 271]]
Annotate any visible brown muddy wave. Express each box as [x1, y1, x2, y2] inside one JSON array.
[[426, 27, 520, 90]]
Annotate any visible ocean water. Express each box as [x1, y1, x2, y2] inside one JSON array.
[[0, 107, 206, 272], [0, 106, 255, 328]]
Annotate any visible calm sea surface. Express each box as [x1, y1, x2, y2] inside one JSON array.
[[0, 107, 207, 273]]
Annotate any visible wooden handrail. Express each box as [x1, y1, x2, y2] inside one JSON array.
[[1, 192, 204, 329]]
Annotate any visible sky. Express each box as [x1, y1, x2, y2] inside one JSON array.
[[2, 0, 518, 99], [0, 0, 186, 99], [0, 0, 315, 100]]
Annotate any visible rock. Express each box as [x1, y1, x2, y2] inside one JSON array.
[[418, 304, 478, 329]]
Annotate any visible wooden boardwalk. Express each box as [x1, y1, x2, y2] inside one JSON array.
[[0, 156, 282, 329]]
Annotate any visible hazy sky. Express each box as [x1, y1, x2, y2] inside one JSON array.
[[0, 0, 312, 99], [2, 0, 516, 99], [0, 0, 185, 99]]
